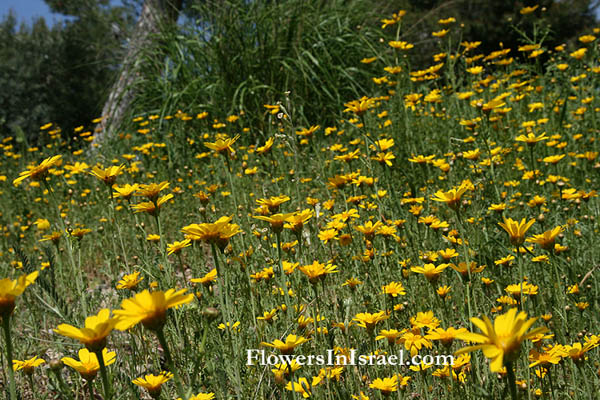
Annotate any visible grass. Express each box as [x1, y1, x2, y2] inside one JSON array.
[[1, 4, 600, 400]]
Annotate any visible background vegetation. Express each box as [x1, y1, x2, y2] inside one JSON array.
[[1, 0, 597, 143]]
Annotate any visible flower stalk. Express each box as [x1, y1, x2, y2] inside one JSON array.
[[155, 327, 186, 399], [505, 362, 518, 400], [94, 349, 112, 400], [2, 315, 17, 400]]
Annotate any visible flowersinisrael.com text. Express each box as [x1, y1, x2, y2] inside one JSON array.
[[246, 349, 454, 367]]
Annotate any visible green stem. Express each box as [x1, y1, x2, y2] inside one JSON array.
[[28, 374, 35, 399], [177, 253, 186, 286], [2, 316, 17, 400], [155, 214, 174, 288], [528, 145, 536, 171], [94, 349, 111, 400], [87, 379, 95, 400], [506, 362, 519, 400], [155, 328, 186, 399], [109, 190, 130, 269], [276, 232, 293, 318], [576, 363, 593, 400], [210, 243, 230, 322]]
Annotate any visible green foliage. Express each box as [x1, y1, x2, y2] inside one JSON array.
[[124, 0, 598, 139], [128, 0, 384, 135], [0, 2, 134, 144]]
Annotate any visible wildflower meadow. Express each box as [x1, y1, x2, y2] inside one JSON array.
[[1, 4, 600, 400]]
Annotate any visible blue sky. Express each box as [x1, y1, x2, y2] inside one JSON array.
[[0, 0, 68, 26]]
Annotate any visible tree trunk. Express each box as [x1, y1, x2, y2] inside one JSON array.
[[92, 0, 182, 148]]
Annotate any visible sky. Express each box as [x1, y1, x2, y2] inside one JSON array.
[[0, 0, 69, 26]]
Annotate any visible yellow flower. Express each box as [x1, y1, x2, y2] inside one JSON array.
[[13, 155, 62, 185], [564, 337, 600, 364], [436, 285, 452, 299], [54, 309, 119, 351], [498, 217, 535, 246], [284, 209, 314, 234], [190, 269, 218, 287], [353, 311, 389, 331], [450, 262, 485, 279], [90, 165, 125, 186], [342, 277, 363, 289], [528, 345, 566, 368], [257, 308, 278, 323], [526, 226, 563, 250], [570, 48, 587, 60], [343, 96, 376, 116], [167, 239, 191, 255], [253, 212, 296, 234], [371, 151, 395, 166], [285, 377, 314, 398], [298, 261, 338, 284], [256, 195, 290, 213], [515, 132, 548, 146], [204, 134, 240, 156], [256, 137, 275, 155], [520, 5, 538, 14], [354, 221, 383, 241], [505, 281, 538, 298], [62, 348, 116, 381], [12, 356, 45, 374], [131, 193, 174, 216], [542, 154, 565, 164], [426, 327, 468, 347], [296, 125, 320, 138], [381, 10, 406, 29], [431, 182, 470, 210], [112, 184, 139, 200], [467, 66, 483, 75], [410, 263, 449, 283], [176, 394, 215, 400], [147, 234, 161, 242], [182, 216, 241, 250], [218, 321, 241, 332], [34, 218, 51, 231], [400, 331, 432, 356], [410, 311, 440, 330], [381, 281, 406, 297], [389, 40, 414, 50], [114, 289, 194, 331], [69, 227, 92, 240], [261, 334, 309, 355], [116, 271, 143, 290], [136, 181, 170, 201], [432, 29, 449, 38], [370, 376, 398, 395], [456, 308, 547, 372], [40, 231, 62, 244], [438, 17, 456, 24], [64, 161, 89, 174], [133, 371, 173, 397], [375, 329, 404, 345], [0, 271, 39, 317]]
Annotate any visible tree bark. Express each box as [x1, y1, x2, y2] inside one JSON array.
[[92, 0, 182, 148]]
